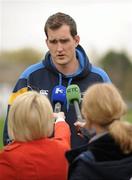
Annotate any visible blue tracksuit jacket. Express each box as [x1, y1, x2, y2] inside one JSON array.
[[3, 44, 111, 148]]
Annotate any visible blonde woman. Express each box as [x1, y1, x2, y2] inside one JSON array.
[[66, 83, 132, 180], [0, 91, 71, 180]]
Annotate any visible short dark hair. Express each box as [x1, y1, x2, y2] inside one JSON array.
[[44, 12, 77, 38]]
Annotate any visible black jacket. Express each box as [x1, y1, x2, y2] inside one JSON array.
[[3, 45, 111, 148], [66, 133, 132, 180]]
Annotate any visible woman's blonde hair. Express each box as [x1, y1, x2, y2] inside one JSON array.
[[82, 83, 132, 153], [8, 91, 54, 142]]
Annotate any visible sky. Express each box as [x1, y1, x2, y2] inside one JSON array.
[[0, 0, 132, 60]]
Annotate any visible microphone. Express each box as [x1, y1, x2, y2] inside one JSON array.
[[51, 85, 66, 113], [66, 84, 90, 139], [66, 84, 83, 122]]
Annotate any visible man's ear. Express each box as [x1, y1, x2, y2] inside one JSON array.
[[74, 35, 80, 47]]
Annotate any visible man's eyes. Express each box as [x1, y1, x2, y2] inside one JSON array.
[[49, 40, 58, 44], [49, 39, 70, 44], [60, 39, 70, 43]]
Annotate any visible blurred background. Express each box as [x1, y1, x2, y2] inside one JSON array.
[[0, 0, 132, 147]]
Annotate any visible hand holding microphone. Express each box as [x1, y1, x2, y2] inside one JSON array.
[[53, 112, 65, 123]]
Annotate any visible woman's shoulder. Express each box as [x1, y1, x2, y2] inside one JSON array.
[[76, 150, 95, 162]]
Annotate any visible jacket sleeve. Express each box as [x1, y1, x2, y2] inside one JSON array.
[[3, 78, 28, 146], [3, 61, 44, 146], [91, 65, 111, 83], [54, 121, 71, 148]]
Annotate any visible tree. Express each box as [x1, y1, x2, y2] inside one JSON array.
[[0, 48, 43, 84], [100, 51, 132, 100], [0, 48, 43, 65]]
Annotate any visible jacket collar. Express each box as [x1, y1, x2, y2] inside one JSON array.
[[42, 44, 91, 80]]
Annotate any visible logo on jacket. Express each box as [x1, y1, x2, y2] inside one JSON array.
[[40, 89, 49, 96]]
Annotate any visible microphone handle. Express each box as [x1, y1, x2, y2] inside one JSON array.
[[73, 100, 91, 140], [54, 102, 61, 113], [73, 100, 83, 122]]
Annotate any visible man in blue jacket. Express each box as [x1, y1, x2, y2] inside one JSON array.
[[3, 12, 111, 148]]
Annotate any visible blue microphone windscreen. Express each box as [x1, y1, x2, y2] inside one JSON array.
[[51, 85, 66, 104]]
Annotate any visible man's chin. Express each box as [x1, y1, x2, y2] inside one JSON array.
[[57, 60, 68, 65]]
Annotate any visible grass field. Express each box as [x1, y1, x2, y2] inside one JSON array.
[[125, 110, 132, 123], [0, 117, 4, 149], [0, 110, 132, 149]]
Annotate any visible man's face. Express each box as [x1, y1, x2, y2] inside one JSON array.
[[46, 25, 80, 67]]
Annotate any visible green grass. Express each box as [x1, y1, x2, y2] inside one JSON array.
[[0, 117, 4, 149], [126, 110, 132, 123]]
